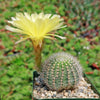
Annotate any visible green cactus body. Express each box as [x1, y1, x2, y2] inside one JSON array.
[[41, 52, 83, 91]]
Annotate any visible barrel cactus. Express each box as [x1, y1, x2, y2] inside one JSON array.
[[41, 52, 83, 92]]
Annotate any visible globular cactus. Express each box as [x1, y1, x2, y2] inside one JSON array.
[[41, 52, 83, 92]]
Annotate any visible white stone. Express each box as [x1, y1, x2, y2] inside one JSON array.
[[41, 93, 45, 97], [47, 93, 52, 97], [52, 91, 57, 95], [63, 96, 67, 98], [78, 93, 86, 97], [64, 92, 68, 96]]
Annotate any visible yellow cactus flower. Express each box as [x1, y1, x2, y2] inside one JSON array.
[[6, 12, 66, 47], [6, 12, 66, 71]]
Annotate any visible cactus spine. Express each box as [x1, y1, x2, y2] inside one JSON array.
[[41, 52, 83, 92]]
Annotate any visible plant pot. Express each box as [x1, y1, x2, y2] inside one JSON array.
[[32, 71, 100, 100]]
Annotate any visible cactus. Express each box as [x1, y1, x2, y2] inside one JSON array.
[[41, 52, 83, 91]]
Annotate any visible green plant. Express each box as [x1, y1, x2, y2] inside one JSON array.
[[41, 52, 83, 92]]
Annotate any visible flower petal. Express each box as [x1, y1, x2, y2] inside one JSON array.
[[24, 12, 31, 20], [46, 34, 66, 39], [53, 34, 66, 39], [5, 25, 23, 33], [15, 37, 29, 44]]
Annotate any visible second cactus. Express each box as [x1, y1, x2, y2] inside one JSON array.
[[41, 52, 83, 92]]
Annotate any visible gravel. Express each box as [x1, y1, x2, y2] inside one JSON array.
[[33, 76, 99, 99]]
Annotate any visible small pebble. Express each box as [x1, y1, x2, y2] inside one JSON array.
[[79, 93, 85, 97], [68, 90, 72, 97], [52, 91, 57, 95], [47, 93, 52, 97], [52, 94, 56, 98], [63, 96, 67, 98], [56, 94, 63, 98], [64, 92, 68, 96], [41, 93, 45, 97], [78, 89, 84, 93]]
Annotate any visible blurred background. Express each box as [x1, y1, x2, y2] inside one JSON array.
[[0, 0, 100, 99]]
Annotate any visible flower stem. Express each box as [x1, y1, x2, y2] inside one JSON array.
[[32, 40, 43, 72]]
